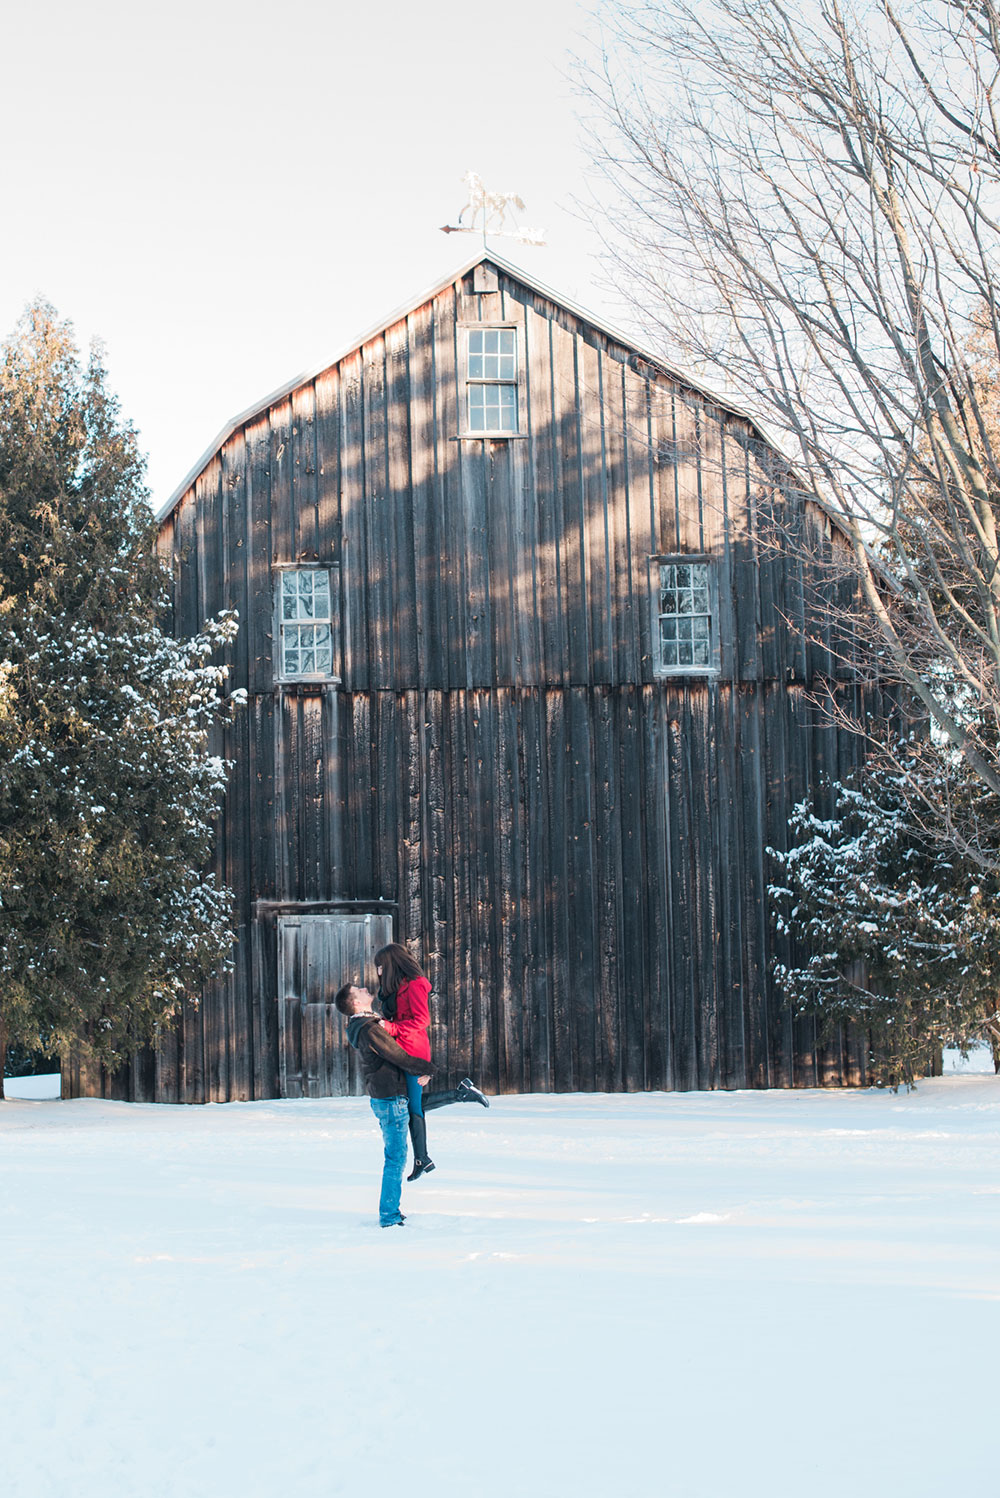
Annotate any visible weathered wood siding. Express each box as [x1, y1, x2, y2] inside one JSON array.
[[71, 261, 877, 1102]]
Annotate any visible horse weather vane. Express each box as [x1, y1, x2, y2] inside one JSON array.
[[440, 171, 546, 248]]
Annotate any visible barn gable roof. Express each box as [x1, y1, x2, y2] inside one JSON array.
[[154, 251, 842, 539]]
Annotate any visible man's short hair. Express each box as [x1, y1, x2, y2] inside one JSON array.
[[334, 984, 356, 1015]]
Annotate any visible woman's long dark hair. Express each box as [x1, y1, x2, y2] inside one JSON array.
[[374, 942, 424, 996]]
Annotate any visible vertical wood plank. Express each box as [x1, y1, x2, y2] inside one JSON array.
[[552, 325, 591, 685], [269, 398, 294, 566], [291, 383, 319, 561], [545, 690, 574, 1090], [339, 352, 368, 691], [672, 391, 703, 554], [624, 368, 657, 685], [581, 336, 613, 687], [363, 335, 393, 688], [246, 414, 274, 696], [522, 689, 554, 1092], [606, 357, 637, 686], [618, 686, 648, 1089], [434, 285, 468, 691], [644, 684, 672, 1089], [314, 367, 340, 562], [594, 686, 623, 1089], [386, 319, 418, 687], [526, 301, 566, 682], [301, 692, 325, 900], [407, 304, 439, 688]]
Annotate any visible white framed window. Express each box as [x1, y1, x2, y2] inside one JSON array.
[[464, 326, 520, 435], [654, 558, 716, 673], [277, 568, 337, 680]]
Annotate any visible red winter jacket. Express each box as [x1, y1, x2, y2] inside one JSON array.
[[380, 975, 432, 1061]]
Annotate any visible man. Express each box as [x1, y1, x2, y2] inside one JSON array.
[[334, 983, 435, 1228]]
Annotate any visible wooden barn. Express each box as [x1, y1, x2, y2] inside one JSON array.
[[66, 252, 881, 1103]]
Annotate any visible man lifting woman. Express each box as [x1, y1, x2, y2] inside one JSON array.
[[336, 942, 489, 1227]]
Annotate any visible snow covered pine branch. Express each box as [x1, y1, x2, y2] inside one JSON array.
[[0, 301, 244, 1095]]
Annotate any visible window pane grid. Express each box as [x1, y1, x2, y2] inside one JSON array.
[[467, 329, 518, 432], [279, 570, 334, 676], [281, 569, 331, 621], [658, 562, 712, 669], [467, 328, 516, 380], [468, 382, 518, 432]]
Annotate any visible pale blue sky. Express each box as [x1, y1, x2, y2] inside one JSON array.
[[0, 0, 625, 507]]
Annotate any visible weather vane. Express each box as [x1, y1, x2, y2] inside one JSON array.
[[440, 171, 546, 248]]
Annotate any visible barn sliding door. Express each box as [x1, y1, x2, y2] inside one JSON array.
[[277, 912, 393, 1098]]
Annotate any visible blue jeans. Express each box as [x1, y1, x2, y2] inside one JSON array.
[[404, 1071, 424, 1117], [370, 1095, 409, 1226]]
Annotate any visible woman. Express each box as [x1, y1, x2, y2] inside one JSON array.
[[375, 942, 489, 1180]]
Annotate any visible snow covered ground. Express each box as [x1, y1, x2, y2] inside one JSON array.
[[943, 1041, 995, 1072], [2, 1076, 997, 1498], [3, 1072, 61, 1100]]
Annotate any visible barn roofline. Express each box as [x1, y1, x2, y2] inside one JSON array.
[[154, 250, 854, 547]]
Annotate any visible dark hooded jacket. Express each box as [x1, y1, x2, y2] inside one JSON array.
[[346, 1014, 436, 1099]]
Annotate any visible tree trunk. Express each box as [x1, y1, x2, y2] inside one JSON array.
[[0, 1011, 7, 1101], [989, 1022, 1000, 1074]]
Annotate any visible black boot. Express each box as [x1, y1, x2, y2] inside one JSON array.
[[423, 1079, 491, 1111], [406, 1113, 435, 1181], [422, 1089, 458, 1112]]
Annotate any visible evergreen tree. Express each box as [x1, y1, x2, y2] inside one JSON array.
[[770, 755, 1000, 1088], [0, 302, 243, 1097]]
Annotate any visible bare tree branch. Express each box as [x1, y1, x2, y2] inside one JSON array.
[[586, 0, 1000, 855]]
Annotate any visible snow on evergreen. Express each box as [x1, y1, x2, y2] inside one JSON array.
[[0, 302, 242, 1082], [770, 758, 1000, 1086]]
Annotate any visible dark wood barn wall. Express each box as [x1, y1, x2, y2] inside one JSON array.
[[68, 266, 872, 1102]]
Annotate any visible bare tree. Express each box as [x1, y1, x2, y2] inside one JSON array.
[[588, 0, 1000, 863]]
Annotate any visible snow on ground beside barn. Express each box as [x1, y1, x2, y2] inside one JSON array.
[[3, 1073, 61, 1100], [2, 1077, 998, 1498]]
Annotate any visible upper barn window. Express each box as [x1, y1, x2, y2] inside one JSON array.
[[464, 326, 520, 435], [654, 558, 716, 674], [277, 568, 337, 680]]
